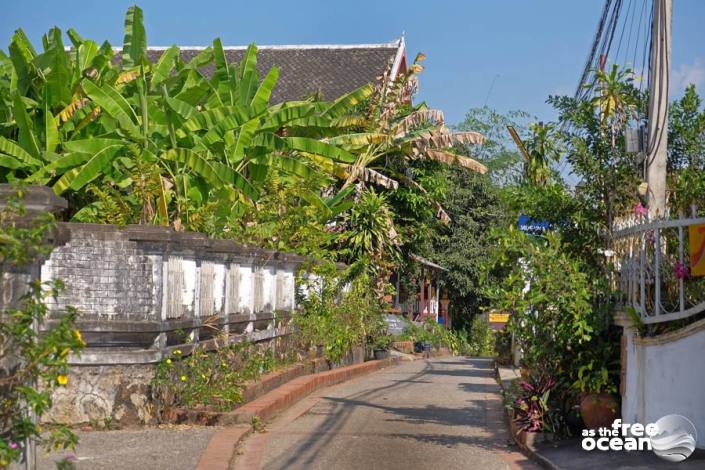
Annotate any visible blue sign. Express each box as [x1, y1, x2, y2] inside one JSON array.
[[518, 214, 551, 236]]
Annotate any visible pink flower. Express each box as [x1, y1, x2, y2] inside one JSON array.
[[634, 202, 648, 216], [9, 441, 18, 449], [674, 261, 690, 280]]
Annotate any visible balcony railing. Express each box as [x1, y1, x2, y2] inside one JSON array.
[[613, 212, 705, 324]]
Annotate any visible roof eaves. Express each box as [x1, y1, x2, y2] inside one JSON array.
[[409, 253, 448, 272], [389, 36, 406, 81], [105, 41, 401, 52]]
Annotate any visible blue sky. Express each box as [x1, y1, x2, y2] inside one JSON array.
[[2, 1, 704, 125]]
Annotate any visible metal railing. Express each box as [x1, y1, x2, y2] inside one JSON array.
[[613, 212, 705, 324]]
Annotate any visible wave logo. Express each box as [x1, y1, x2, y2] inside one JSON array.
[[650, 414, 698, 462]]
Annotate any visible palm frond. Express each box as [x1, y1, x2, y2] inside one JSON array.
[[393, 109, 444, 138], [426, 149, 488, 174]]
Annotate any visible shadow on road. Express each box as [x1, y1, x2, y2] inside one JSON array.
[[264, 357, 526, 470]]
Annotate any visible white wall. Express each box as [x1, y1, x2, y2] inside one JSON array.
[[621, 318, 705, 449]]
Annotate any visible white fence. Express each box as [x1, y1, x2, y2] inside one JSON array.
[[613, 213, 705, 324]]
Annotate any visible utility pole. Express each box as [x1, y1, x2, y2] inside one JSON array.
[[646, 0, 672, 218]]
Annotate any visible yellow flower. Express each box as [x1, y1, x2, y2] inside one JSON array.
[[173, 349, 182, 356], [73, 329, 86, 347], [165, 359, 172, 365], [180, 375, 187, 382], [57, 375, 68, 385]]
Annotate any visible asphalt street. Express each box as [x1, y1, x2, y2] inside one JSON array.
[[233, 357, 538, 470]]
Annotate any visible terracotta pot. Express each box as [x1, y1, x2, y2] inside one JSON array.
[[520, 367, 529, 380], [580, 392, 618, 429]]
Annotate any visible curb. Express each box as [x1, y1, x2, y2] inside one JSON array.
[[228, 357, 397, 424], [494, 362, 561, 470], [196, 357, 398, 469], [196, 425, 251, 470]]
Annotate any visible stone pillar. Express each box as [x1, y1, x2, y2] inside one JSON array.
[[418, 270, 425, 319], [440, 298, 450, 329], [0, 184, 66, 470], [0, 185, 67, 311], [613, 310, 641, 425]]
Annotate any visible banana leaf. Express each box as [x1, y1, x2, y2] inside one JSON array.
[[284, 137, 356, 163], [53, 144, 123, 194], [122, 5, 146, 67]]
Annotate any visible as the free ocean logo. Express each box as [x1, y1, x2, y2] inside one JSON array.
[[650, 415, 698, 462], [581, 415, 697, 462]]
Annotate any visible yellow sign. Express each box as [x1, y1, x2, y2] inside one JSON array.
[[489, 312, 510, 323], [689, 224, 705, 277]]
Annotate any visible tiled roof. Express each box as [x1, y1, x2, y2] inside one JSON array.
[[145, 41, 403, 103]]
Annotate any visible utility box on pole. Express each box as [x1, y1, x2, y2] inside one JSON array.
[[625, 126, 645, 154]]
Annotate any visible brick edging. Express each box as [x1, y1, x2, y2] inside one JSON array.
[[226, 357, 397, 424], [196, 425, 251, 470], [196, 358, 398, 470]]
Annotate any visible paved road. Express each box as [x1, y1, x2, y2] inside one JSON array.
[[35, 426, 216, 470], [233, 357, 538, 470]]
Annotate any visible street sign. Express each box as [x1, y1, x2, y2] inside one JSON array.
[[489, 312, 509, 323], [518, 214, 550, 236]]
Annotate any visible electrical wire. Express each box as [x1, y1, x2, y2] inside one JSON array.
[[574, 0, 615, 101], [563, 0, 663, 184]]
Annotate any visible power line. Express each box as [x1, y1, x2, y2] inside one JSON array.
[[574, 0, 615, 100], [632, 0, 648, 76], [623, 0, 638, 66], [614, 0, 635, 63], [563, 0, 657, 183]]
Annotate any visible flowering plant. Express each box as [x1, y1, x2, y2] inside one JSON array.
[[512, 375, 557, 432], [0, 193, 84, 467], [634, 202, 648, 216], [673, 261, 690, 280]]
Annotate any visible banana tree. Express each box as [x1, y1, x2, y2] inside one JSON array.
[[523, 122, 561, 187], [0, 5, 357, 230], [294, 53, 487, 224]]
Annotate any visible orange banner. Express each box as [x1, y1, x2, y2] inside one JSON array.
[[689, 224, 705, 277]]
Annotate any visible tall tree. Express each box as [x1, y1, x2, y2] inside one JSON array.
[[427, 165, 503, 330], [668, 84, 705, 171], [523, 122, 561, 187], [454, 106, 531, 186]]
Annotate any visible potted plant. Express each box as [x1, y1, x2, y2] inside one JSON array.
[[573, 361, 619, 429], [511, 375, 559, 448], [373, 335, 392, 360], [518, 360, 531, 380]]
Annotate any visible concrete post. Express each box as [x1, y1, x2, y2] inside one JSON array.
[[613, 310, 640, 424]]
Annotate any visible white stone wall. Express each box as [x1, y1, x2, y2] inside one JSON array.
[[621, 318, 705, 449], [238, 264, 254, 314], [40, 226, 299, 320]]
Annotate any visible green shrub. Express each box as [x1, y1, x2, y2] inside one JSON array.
[[152, 338, 292, 414], [467, 316, 495, 356], [494, 329, 513, 365], [399, 318, 488, 356], [294, 264, 384, 364]]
